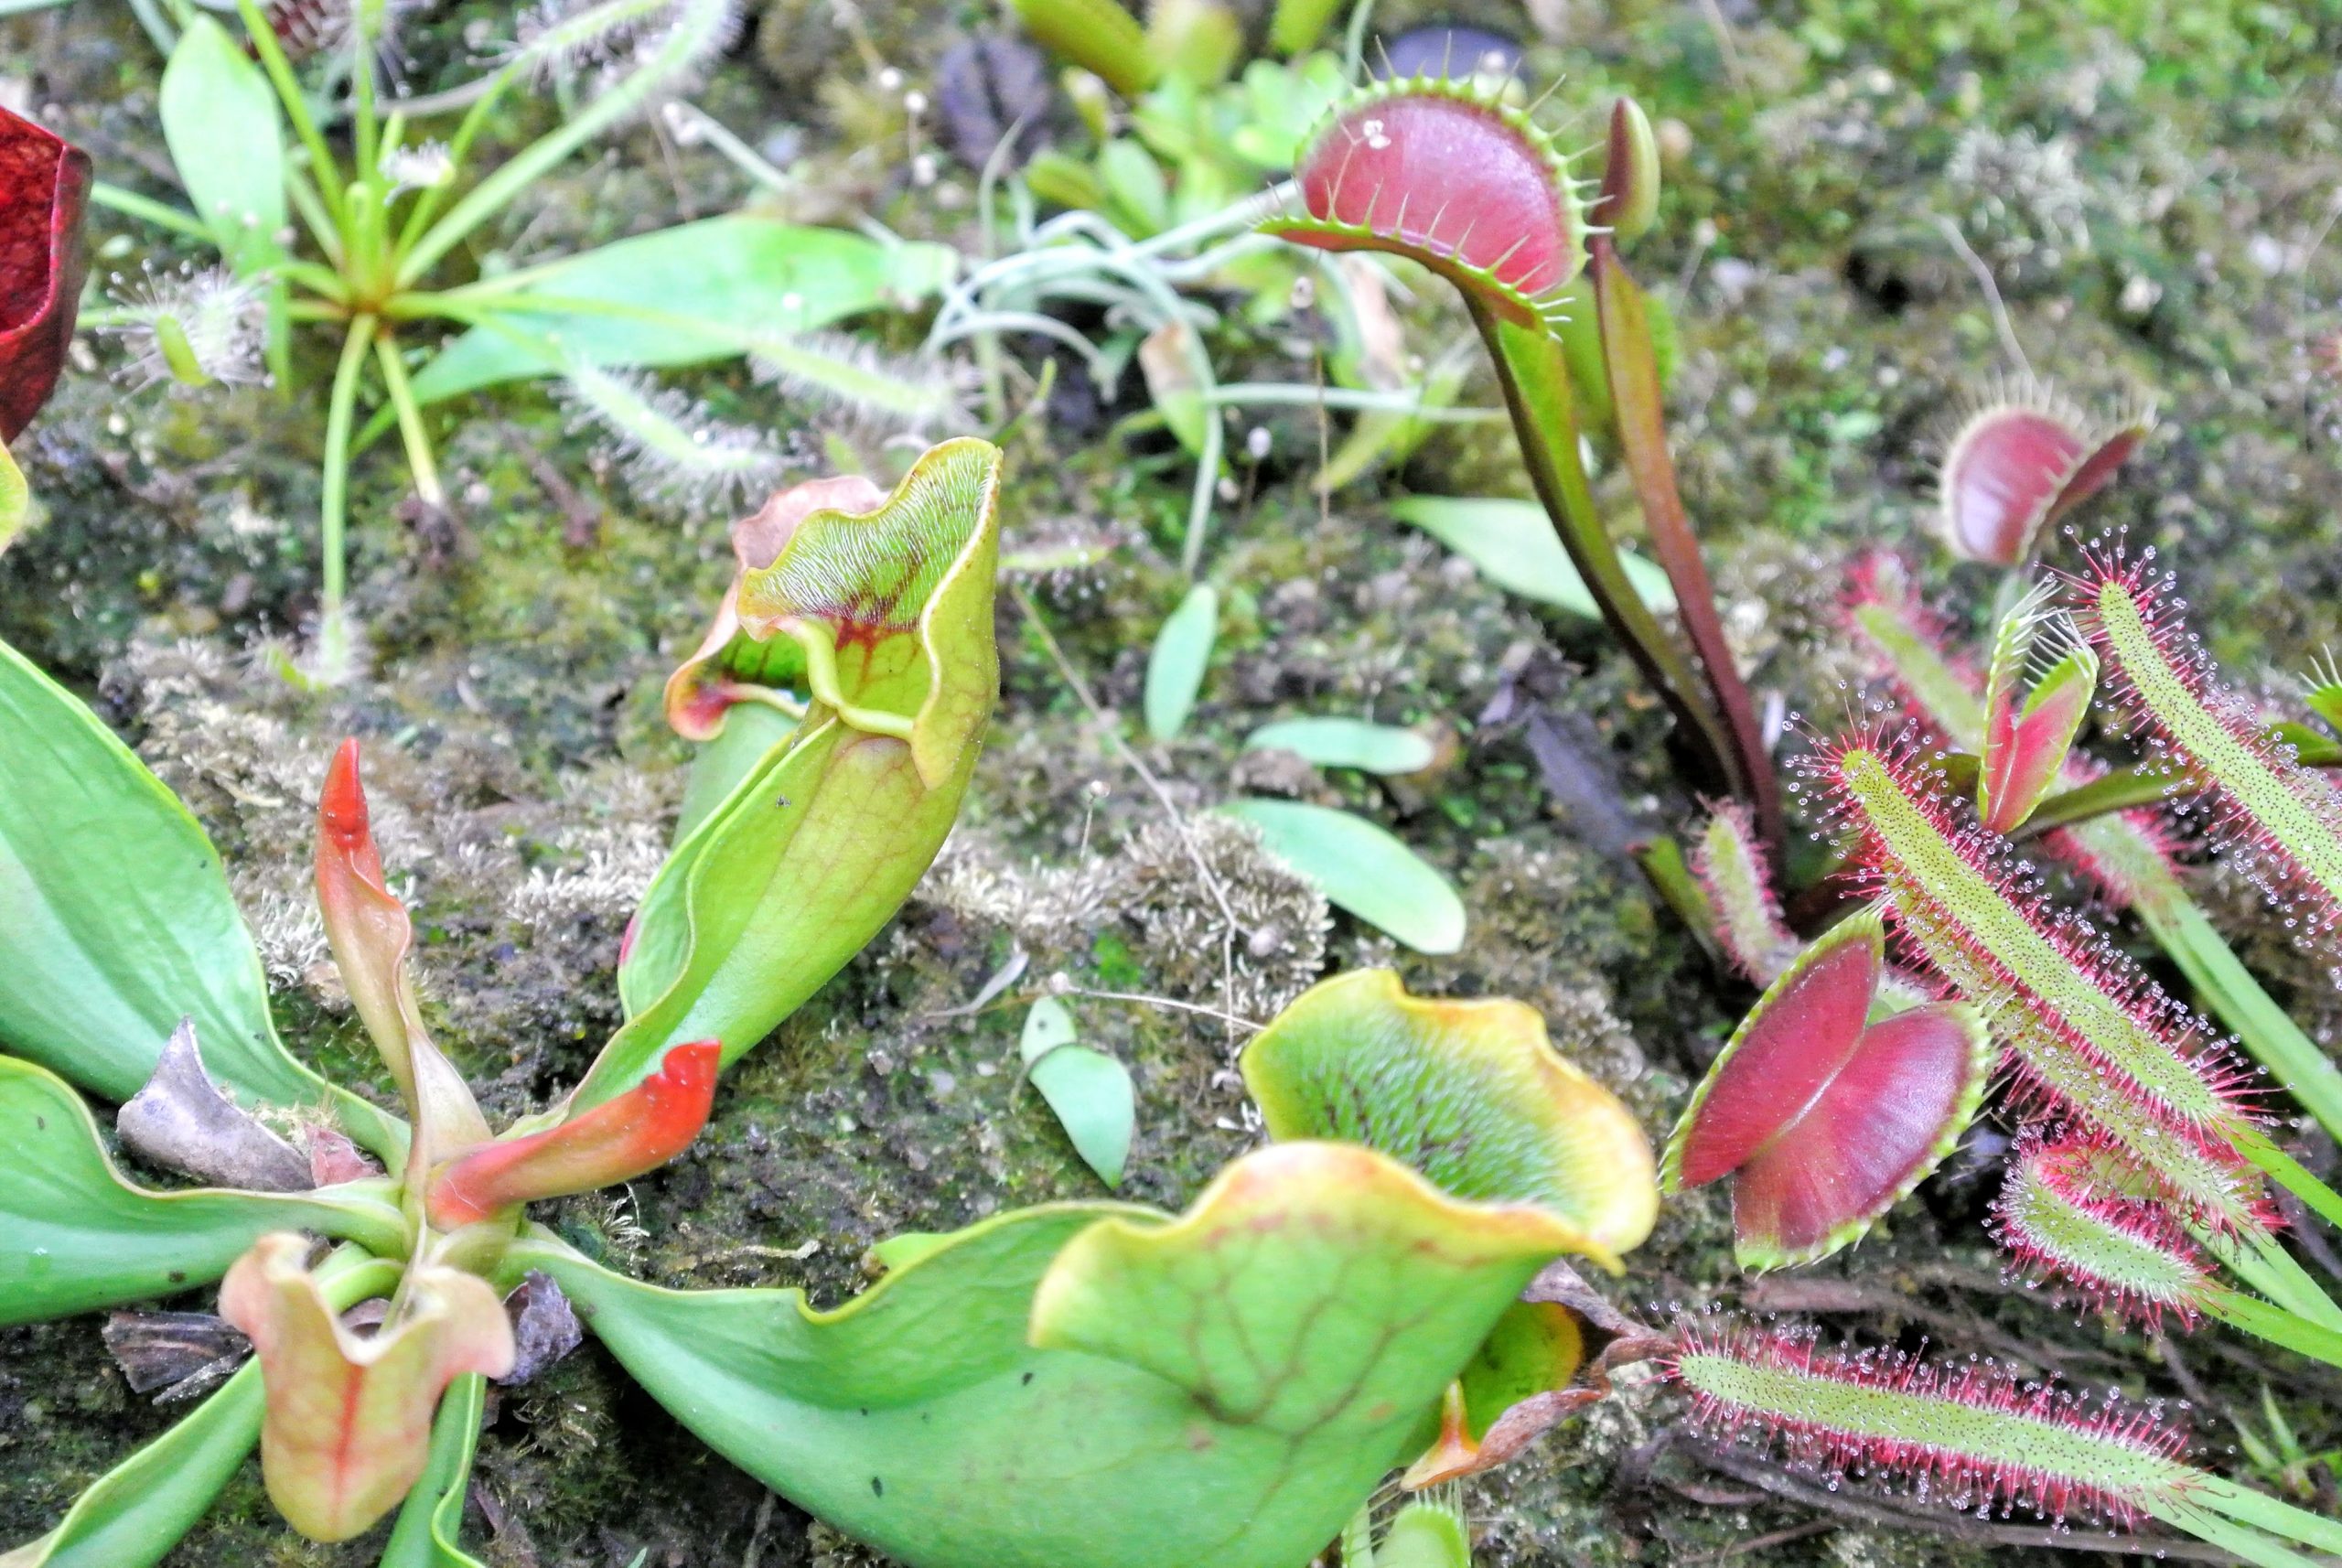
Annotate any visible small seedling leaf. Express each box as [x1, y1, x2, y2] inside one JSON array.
[[1389, 496, 1675, 619], [1218, 799, 1466, 953], [1143, 582, 1218, 740], [1029, 1045, 1135, 1188], [1242, 716, 1436, 775], [158, 17, 285, 274]]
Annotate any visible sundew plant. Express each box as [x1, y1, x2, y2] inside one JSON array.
[[75, 0, 953, 674]]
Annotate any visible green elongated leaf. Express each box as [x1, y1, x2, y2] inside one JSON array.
[[409, 220, 957, 402], [1020, 1000, 1133, 1187], [518, 1139, 1576, 1568], [0, 1056, 404, 1326], [1217, 799, 1466, 954], [584, 441, 1003, 1111], [1143, 583, 1218, 741], [157, 16, 285, 274], [0, 1254, 399, 1568], [673, 701, 800, 845], [0, 639, 404, 1158], [1388, 496, 1676, 619], [378, 1374, 489, 1568], [1243, 716, 1436, 775]]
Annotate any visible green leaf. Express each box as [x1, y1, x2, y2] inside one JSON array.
[[377, 1374, 489, 1568], [0, 440, 27, 555], [1143, 583, 1218, 741], [1217, 799, 1466, 954], [408, 220, 956, 402], [1020, 1000, 1134, 1187], [0, 1361, 264, 1568], [0, 638, 404, 1157], [0, 1056, 403, 1326], [1377, 1496, 1473, 1568], [1388, 496, 1676, 619], [516, 1139, 1575, 1568], [1243, 716, 1435, 775], [158, 16, 285, 274], [673, 702, 800, 845], [1241, 970, 1658, 1264], [583, 441, 1003, 1111]]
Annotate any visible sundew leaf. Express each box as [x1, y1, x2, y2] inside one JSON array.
[[1241, 969, 1658, 1263], [0, 639, 404, 1158], [516, 1139, 1572, 1568], [1388, 496, 1676, 619], [0, 1056, 404, 1326], [1242, 716, 1436, 775], [157, 16, 285, 274], [1143, 583, 1218, 740], [1217, 799, 1465, 953], [583, 441, 1003, 1111], [408, 219, 957, 401]]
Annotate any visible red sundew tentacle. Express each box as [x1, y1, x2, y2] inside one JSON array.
[[1841, 552, 2179, 909], [1989, 1130, 2217, 1327], [1794, 726, 2269, 1230], [2065, 538, 2342, 970], [1663, 1319, 2198, 1527]]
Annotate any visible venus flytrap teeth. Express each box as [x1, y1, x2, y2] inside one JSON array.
[[1664, 1321, 2198, 1528], [1805, 734, 2269, 1229], [1263, 76, 1591, 328], [2073, 545, 2342, 964], [1662, 911, 1992, 1269], [1990, 1132, 2215, 1326]]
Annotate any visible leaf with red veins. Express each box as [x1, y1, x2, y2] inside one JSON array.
[[424, 1040, 719, 1228], [1937, 387, 2151, 567], [664, 474, 888, 740], [0, 106, 90, 442], [314, 740, 488, 1168], [1662, 912, 1993, 1269], [1265, 79, 1589, 327], [219, 1233, 514, 1542], [1979, 585, 2099, 834]]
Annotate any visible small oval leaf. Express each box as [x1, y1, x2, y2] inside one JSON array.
[[1389, 496, 1675, 618], [1143, 582, 1219, 741], [158, 16, 285, 274], [1029, 1045, 1135, 1188], [1242, 716, 1436, 775], [1217, 798, 1466, 954]]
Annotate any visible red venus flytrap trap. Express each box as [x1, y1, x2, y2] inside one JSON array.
[[1937, 383, 2152, 568]]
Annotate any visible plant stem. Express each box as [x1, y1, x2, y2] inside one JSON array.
[[2136, 880, 2342, 1142], [2203, 1287, 2342, 1369], [235, 0, 345, 231], [1587, 238, 1782, 848], [87, 180, 213, 242], [2189, 1477, 2342, 1556], [1468, 299, 1739, 797], [1204, 382, 1507, 421], [371, 335, 445, 506], [320, 316, 379, 630]]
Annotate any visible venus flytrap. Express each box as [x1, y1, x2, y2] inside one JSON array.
[[1266, 77, 1783, 845]]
